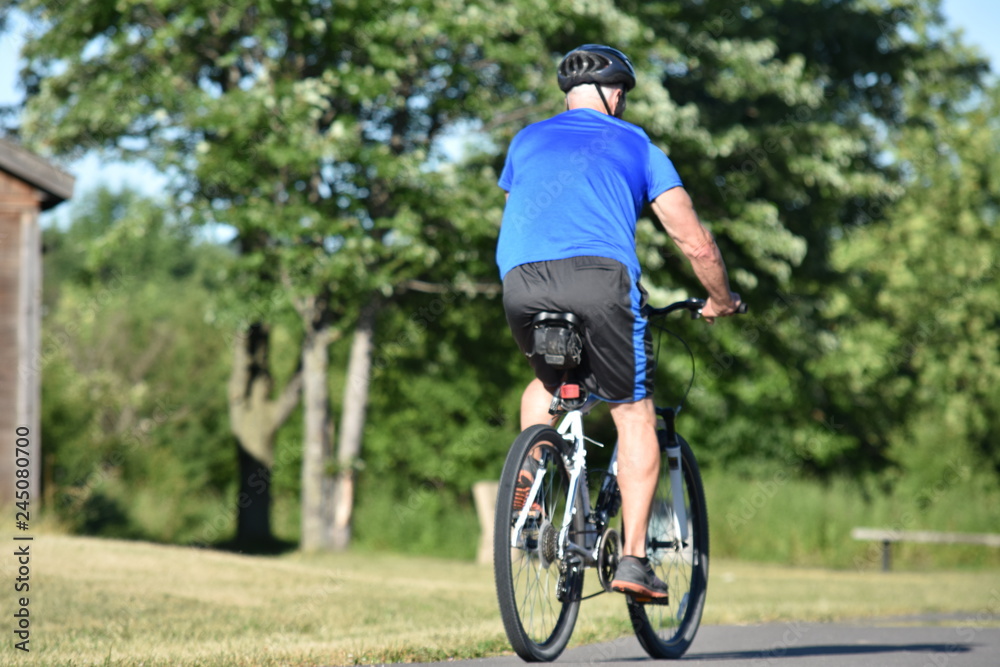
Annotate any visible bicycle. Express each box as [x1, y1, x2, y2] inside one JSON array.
[[493, 297, 746, 661]]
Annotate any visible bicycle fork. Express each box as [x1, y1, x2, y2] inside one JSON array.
[[658, 407, 689, 543]]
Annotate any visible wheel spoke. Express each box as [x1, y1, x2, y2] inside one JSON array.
[[628, 435, 708, 659], [495, 428, 582, 661]]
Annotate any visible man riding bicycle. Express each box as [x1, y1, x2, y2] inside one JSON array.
[[497, 44, 742, 600]]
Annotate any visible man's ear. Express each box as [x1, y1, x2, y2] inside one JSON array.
[[614, 88, 627, 118]]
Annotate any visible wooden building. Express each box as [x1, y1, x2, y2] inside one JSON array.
[[0, 137, 74, 507]]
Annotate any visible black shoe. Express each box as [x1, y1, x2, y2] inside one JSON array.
[[611, 556, 669, 602]]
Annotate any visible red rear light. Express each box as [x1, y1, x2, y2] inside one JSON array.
[[560, 384, 580, 399]]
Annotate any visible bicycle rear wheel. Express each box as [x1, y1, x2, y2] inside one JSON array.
[[627, 433, 709, 659], [494, 425, 584, 662]]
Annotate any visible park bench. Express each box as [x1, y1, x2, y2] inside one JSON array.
[[852, 527, 1000, 571]]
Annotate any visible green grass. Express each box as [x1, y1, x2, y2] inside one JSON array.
[[17, 534, 1000, 666], [341, 466, 1000, 567], [704, 469, 1000, 570]]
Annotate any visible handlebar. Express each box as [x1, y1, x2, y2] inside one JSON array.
[[642, 298, 749, 320], [640, 298, 748, 411]]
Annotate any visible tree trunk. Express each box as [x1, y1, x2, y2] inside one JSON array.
[[330, 298, 379, 550], [228, 322, 301, 546], [299, 311, 335, 551], [236, 445, 272, 543]]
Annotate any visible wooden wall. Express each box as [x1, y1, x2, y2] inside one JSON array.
[[0, 171, 42, 508]]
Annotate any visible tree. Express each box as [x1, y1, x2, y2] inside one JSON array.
[[227, 320, 301, 545], [328, 297, 377, 549], [8, 0, 566, 549], [586, 0, 989, 475], [40, 187, 236, 541], [355, 286, 519, 557], [817, 79, 1000, 491], [12, 0, 993, 556]]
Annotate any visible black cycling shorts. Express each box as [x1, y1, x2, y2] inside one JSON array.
[[503, 256, 653, 403]]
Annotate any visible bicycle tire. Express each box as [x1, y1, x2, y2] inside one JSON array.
[[494, 425, 585, 662], [627, 432, 709, 659]]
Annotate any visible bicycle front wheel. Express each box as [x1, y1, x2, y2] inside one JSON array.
[[494, 425, 584, 662], [627, 432, 709, 659]]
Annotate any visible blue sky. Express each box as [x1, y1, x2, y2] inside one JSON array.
[[943, 0, 1000, 64], [1, 1, 999, 199]]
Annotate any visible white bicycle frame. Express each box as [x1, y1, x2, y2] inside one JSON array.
[[554, 404, 602, 563], [509, 397, 691, 564]]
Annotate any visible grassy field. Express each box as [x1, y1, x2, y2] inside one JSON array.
[[339, 465, 1000, 569], [13, 535, 1000, 666], [702, 470, 1000, 570]]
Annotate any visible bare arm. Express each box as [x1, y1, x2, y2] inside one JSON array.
[[650, 187, 740, 320]]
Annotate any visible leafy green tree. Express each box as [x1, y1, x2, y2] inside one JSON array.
[[817, 81, 1000, 495], [16, 3, 468, 554], [6, 0, 586, 549], [589, 0, 989, 476], [355, 287, 521, 557], [11, 0, 994, 559], [41, 188, 236, 541]]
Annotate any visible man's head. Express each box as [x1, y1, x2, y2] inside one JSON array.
[[557, 44, 636, 118]]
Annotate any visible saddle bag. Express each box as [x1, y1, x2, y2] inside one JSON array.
[[531, 312, 583, 370]]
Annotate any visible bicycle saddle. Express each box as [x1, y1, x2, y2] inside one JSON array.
[[531, 312, 582, 327]]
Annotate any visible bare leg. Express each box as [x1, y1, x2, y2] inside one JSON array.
[[609, 397, 659, 558], [520, 378, 558, 430]]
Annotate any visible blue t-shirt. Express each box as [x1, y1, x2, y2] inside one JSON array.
[[496, 108, 683, 280]]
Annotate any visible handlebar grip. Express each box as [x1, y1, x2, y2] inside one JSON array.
[[694, 300, 748, 319]]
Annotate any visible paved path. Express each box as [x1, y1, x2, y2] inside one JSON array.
[[433, 615, 1000, 667]]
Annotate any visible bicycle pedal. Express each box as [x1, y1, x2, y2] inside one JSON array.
[[630, 594, 670, 606]]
